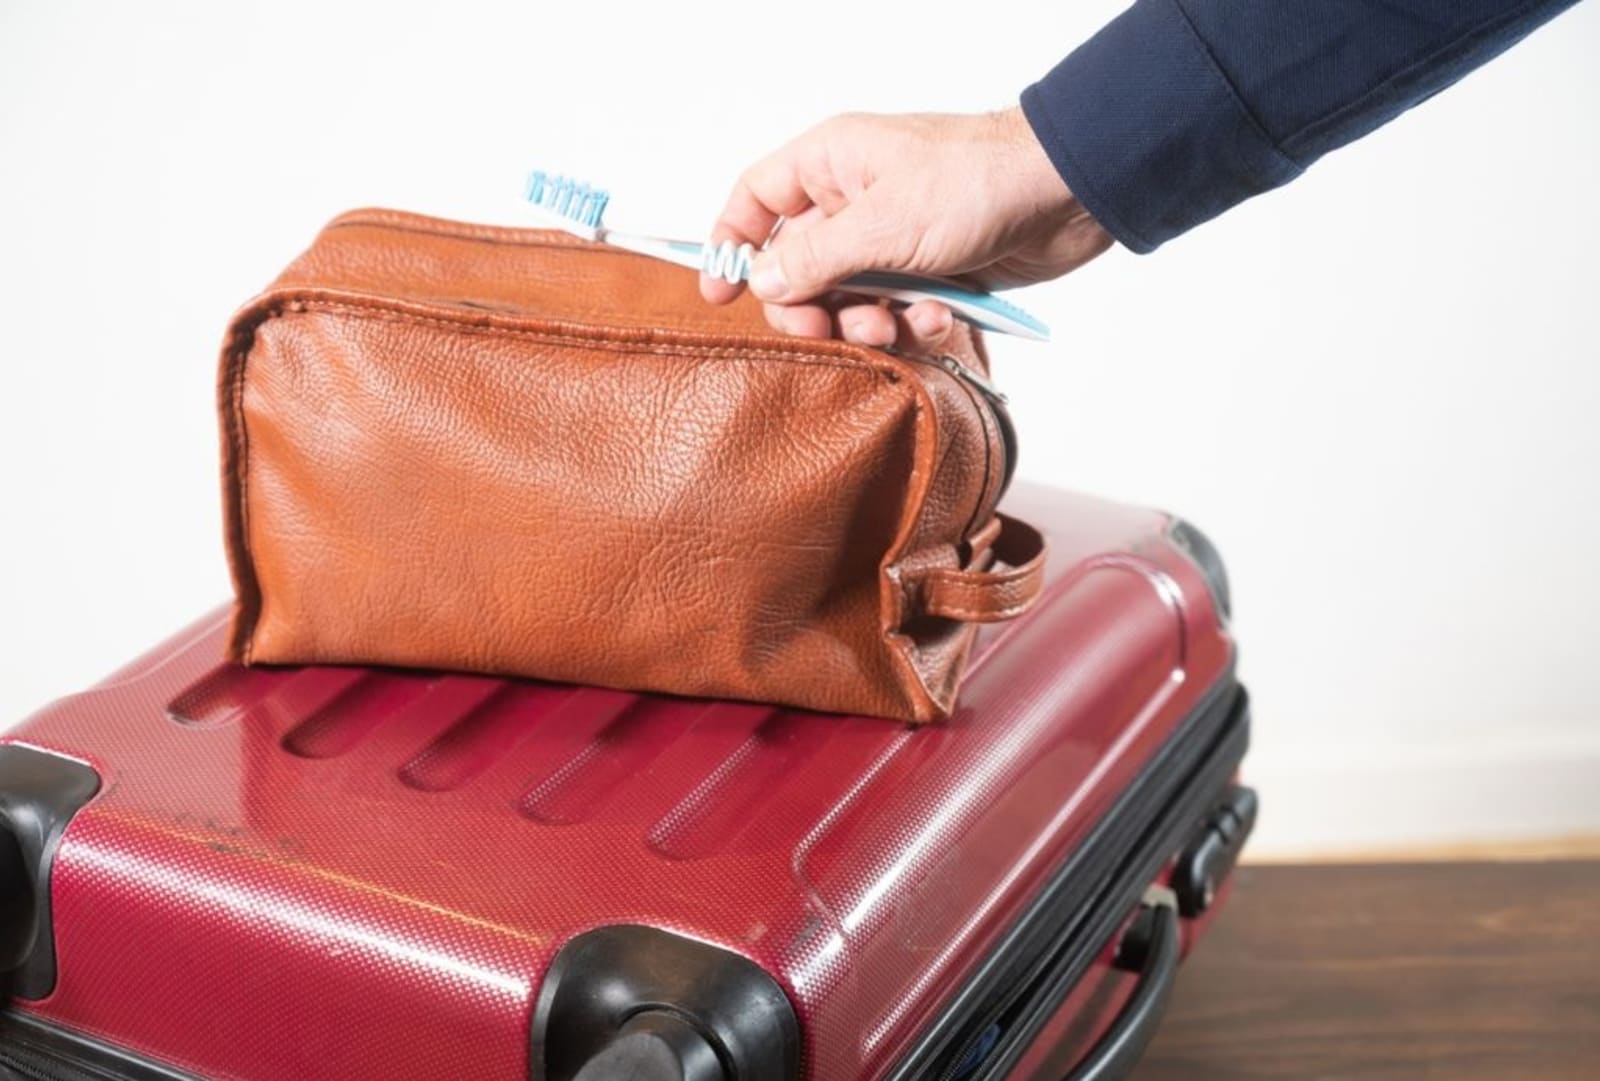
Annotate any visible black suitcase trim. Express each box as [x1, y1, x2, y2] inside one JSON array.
[[883, 667, 1251, 1081], [531, 925, 802, 1081], [0, 744, 102, 1000], [0, 1009, 200, 1081]]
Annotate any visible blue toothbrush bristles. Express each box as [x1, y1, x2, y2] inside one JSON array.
[[525, 171, 609, 236]]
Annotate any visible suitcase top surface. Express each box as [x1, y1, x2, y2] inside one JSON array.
[[4, 483, 1232, 1081]]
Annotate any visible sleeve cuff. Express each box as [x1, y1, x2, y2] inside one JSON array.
[[1020, 0, 1302, 254]]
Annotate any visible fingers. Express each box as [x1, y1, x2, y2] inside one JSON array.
[[761, 295, 956, 352], [836, 303, 897, 348], [701, 139, 822, 305], [699, 182, 781, 305], [897, 300, 955, 353], [704, 121, 881, 307], [761, 293, 882, 343], [747, 198, 879, 305], [762, 301, 833, 339]]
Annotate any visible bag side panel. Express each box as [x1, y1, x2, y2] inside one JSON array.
[[229, 297, 930, 718]]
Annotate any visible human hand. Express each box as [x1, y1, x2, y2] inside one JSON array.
[[701, 106, 1112, 351]]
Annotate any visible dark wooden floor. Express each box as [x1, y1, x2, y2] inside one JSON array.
[[1133, 861, 1600, 1080]]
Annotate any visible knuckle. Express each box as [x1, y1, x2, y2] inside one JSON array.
[[805, 115, 845, 145], [819, 111, 871, 144]]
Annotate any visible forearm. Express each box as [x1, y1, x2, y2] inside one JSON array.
[[1022, 0, 1584, 253]]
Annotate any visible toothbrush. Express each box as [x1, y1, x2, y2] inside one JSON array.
[[522, 171, 1050, 342]]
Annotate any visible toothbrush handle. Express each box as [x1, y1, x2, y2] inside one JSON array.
[[598, 231, 1051, 342], [839, 271, 1051, 342]]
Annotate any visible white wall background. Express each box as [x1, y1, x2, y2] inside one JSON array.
[[1, 1, 1595, 858]]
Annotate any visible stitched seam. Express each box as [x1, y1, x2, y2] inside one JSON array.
[[315, 214, 821, 337], [893, 390, 934, 717], [327, 216, 586, 249], [226, 324, 258, 664], [267, 298, 895, 376], [325, 209, 611, 251], [932, 582, 1032, 607], [883, 357, 1000, 717], [932, 602, 1033, 621], [878, 381, 946, 720]]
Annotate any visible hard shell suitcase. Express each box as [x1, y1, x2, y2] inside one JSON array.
[[0, 482, 1254, 1081]]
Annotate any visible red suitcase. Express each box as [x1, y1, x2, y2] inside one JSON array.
[[0, 482, 1253, 1081]]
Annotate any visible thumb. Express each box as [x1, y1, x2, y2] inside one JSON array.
[[748, 201, 883, 304]]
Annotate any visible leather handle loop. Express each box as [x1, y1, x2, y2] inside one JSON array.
[[922, 513, 1047, 623]]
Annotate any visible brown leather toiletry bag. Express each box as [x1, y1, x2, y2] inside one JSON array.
[[217, 210, 1045, 721]]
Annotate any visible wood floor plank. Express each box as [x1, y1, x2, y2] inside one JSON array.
[[1133, 861, 1600, 1080]]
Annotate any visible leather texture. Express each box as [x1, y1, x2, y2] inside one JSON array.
[[218, 210, 1046, 721]]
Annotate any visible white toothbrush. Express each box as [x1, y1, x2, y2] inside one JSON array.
[[522, 171, 1050, 342]]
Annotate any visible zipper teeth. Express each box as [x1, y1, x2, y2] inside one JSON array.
[[0, 1015, 191, 1081], [0, 1046, 87, 1081], [900, 352, 1010, 537], [895, 680, 1243, 1081], [972, 718, 1247, 1081], [892, 349, 1007, 403]]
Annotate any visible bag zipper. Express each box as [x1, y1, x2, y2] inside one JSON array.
[[896, 350, 1018, 532], [934, 354, 1008, 408], [936, 352, 1016, 500]]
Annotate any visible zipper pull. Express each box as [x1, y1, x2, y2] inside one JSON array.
[[939, 355, 1009, 406]]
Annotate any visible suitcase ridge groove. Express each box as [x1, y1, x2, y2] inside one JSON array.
[[397, 681, 571, 792], [518, 698, 713, 825], [645, 709, 840, 862], [282, 671, 439, 759]]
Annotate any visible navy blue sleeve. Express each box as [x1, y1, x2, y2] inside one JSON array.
[[1021, 0, 1583, 253]]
